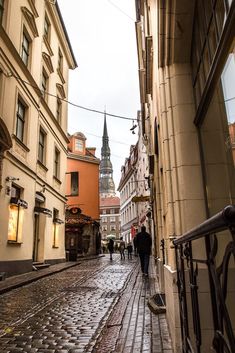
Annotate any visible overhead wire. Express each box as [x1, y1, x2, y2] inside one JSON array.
[[4, 71, 138, 121]]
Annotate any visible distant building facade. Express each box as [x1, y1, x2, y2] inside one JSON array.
[[100, 196, 120, 240], [0, 0, 77, 276], [118, 144, 138, 243], [65, 132, 100, 257]]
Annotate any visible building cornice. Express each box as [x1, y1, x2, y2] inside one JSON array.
[[68, 153, 100, 165]]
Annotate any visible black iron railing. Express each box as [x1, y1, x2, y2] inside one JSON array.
[[173, 205, 235, 353]]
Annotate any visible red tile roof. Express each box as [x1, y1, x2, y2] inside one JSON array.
[[100, 196, 120, 207]]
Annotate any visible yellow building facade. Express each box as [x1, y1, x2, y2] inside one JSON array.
[[135, 0, 235, 352], [0, 0, 77, 276]]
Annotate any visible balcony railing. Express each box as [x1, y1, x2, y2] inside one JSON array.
[[173, 205, 235, 353]]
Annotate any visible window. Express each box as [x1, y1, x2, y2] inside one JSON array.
[[58, 49, 63, 73], [65, 171, 79, 196], [56, 97, 62, 122], [54, 148, 60, 179], [102, 217, 107, 223], [44, 15, 50, 40], [75, 139, 83, 152], [8, 185, 24, 242], [41, 70, 48, 99], [38, 128, 46, 164], [111, 225, 116, 231], [110, 209, 115, 214], [102, 226, 107, 231], [0, 0, 4, 24], [110, 217, 116, 222], [21, 32, 30, 66], [103, 210, 106, 214], [16, 99, 26, 142]]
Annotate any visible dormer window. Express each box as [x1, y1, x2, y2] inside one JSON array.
[[75, 139, 83, 152]]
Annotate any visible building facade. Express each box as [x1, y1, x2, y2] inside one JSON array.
[[100, 196, 120, 240], [65, 132, 100, 257], [118, 144, 139, 243], [0, 0, 77, 276], [135, 0, 235, 352]]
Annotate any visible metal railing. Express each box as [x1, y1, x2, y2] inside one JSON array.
[[173, 205, 235, 353]]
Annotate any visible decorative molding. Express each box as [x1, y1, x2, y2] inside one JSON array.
[[21, 7, 39, 38], [57, 67, 65, 84], [56, 83, 66, 99], [43, 35, 54, 56], [27, 0, 39, 18], [42, 52, 54, 73]]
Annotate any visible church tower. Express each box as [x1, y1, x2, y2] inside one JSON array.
[[99, 113, 116, 197]]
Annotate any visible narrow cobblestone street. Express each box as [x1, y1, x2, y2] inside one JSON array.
[[0, 256, 172, 353]]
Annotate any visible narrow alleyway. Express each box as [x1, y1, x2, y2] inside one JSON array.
[[0, 256, 172, 353]]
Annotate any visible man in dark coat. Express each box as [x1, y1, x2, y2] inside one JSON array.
[[107, 238, 114, 261], [135, 225, 152, 276]]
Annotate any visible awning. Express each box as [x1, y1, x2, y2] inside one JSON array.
[[34, 206, 52, 217], [10, 197, 28, 209], [132, 195, 150, 203]]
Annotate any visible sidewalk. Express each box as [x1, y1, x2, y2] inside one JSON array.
[[0, 255, 104, 295]]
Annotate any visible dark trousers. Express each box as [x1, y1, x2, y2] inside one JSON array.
[[139, 253, 150, 274]]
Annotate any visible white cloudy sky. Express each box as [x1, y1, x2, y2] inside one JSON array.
[[57, 0, 140, 190]]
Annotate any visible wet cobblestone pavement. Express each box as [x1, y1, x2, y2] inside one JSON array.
[[0, 255, 173, 353]]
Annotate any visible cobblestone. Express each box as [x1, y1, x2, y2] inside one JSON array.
[[0, 255, 173, 353]]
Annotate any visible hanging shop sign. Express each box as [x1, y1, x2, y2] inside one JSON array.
[[131, 195, 150, 203]]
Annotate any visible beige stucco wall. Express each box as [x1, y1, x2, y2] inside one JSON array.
[[0, 0, 76, 274]]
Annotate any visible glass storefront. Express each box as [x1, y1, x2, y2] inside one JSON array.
[[200, 45, 235, 216]]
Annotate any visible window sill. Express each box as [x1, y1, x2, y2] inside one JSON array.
[[52, 246, 59, 249], [37, 160, 48, 172], [7, 240, 23, 246], [53, 175, 62, 184], [12, 135, 30, 152]]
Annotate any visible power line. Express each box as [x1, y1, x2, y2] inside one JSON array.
[[106, 0, 135, 22], [4, 71, 138, 121]]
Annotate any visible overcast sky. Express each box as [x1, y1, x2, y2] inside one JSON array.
[[57, 0, 140, 190]]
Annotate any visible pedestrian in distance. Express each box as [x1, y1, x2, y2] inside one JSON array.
[[127, 242, 133, 260], [135, 225, 152, 277], [108, 238, 114, 261], [133, 236, 138, 256], [119, 237, 126, 260]]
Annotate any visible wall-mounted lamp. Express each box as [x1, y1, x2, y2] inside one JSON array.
[[130, 120, 137, 134], [5, 177, 20, 196], [6, 176, 20, 182], [40, 184, 46, 193]]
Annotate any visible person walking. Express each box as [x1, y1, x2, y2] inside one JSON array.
[[119, 237, 126, 260], [108, 238, 114, 261], [127, 242, 133, 260], [135, 225, 152, 276]]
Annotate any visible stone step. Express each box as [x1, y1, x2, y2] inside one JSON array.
[[32, 262, 51, 271]]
